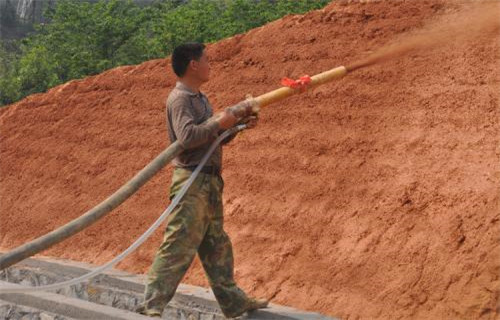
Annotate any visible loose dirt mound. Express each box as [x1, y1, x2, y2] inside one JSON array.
[[1, 1, 499, 319]]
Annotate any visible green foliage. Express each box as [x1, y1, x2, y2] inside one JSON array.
[[0, 0, 330, 107], [0, 41, 21, 105]]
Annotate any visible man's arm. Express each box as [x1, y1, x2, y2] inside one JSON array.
[[169, 97, 220, 149]]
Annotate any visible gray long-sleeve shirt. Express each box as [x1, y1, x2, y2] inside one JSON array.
[[166, 81, 237, 169]]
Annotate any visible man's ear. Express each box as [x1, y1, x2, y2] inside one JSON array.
[[189, 59, 198, 72]]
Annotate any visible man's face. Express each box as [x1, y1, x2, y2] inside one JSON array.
[[189, 51, 210, 82]]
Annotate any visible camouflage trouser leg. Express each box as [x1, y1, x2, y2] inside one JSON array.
[[140, 167, 250, 317], [197, 172, 250, 318]]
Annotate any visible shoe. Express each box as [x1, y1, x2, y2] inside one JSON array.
[[143, 310, 162, 317], [224, 297, 269, 318], [245, 297, 269, 311], [135, 304, 162, 317]]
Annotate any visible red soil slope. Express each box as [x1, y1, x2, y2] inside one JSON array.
[[1, 1, 499, 319]]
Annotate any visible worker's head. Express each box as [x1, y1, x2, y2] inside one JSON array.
[[171, 42, 210, 83]]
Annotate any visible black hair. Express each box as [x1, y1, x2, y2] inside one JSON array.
[[171, 42, 206, 77]]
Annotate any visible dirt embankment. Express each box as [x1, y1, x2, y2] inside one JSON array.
[[1, 1, 499, 319]]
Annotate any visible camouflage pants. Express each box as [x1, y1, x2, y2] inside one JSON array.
[[141, 167, 250, 317]]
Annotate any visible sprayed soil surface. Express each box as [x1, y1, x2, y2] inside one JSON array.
[[1, 1, 499, 319]]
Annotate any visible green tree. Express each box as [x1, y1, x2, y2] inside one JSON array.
[[0, 41, 21, 105]]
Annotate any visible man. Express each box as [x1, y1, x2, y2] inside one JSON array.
[[135, 42, 269, 318]]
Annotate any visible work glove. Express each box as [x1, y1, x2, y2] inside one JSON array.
[[239, 115, 258, 129], [226, 96, 259, 119]]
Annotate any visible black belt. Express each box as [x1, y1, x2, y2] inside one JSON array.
[[180, 165, 221, 176]]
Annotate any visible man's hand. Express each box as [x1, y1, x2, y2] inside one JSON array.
[[227, 99, 259, 119], [216, 96, 259, 130], [216, 109, 239, 130], [241, 115, 258, 129]]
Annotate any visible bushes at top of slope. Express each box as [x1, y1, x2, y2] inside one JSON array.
[[0, 0, 329, 107]]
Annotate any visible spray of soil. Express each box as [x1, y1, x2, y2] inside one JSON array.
[[347, 2, 500, 71]]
